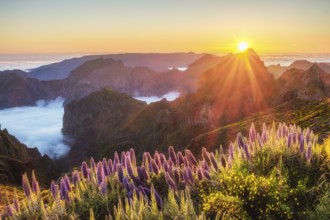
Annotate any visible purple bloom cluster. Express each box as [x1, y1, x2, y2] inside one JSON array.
[[10, 122, 317, 218], [230, 122, 317, 163]]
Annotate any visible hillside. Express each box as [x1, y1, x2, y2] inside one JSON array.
[[0, 128, 60, 186], [2, 122, 329, 219]]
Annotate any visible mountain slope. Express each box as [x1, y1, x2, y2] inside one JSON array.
[[61, 50, 280, 166], [277, 65, 330, 103], [0, 128, 59, 186], [267, 60, 330, 79]]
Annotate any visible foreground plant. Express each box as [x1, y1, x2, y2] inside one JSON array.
[[3, 122, 329, 219]]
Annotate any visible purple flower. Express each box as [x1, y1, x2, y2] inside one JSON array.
[[108, 159, 114, 174], [277, 123, 282, 138], [306, 142, 312, 162], [210, 153, 219, 171], [103, 158, 110, 176], [151, 159, 159, 174], [72, 171, 80, 187], [6, 205, 15, 217], [64, 175, 72, 192], [237, 132, 245, 148], [13, 195, 19, 212], [287, 133, 292, 148], [154, 151, 161, 167], [122, 177, 130, 191], [177, 151, 185, 166], [249, 123, 257, 143], [117, 164, 124, 183], [165, 172, 177, 190], [185, 149, 198, 166], [243, 144, 251, 160], [90, 157, 96, 171], [201, 167, 211, 180], [168, 158, 174, 166], [114, 151, 120, 166], [168, 146, 177, 165], [121, 152, 126, 168], [183, 156, 190, 167], [81, 161, 89, 179], [137, 165, 149, 181], [163, 160, 169, 172], [31, 171, 39, 194], [159, 153, 166, 165], [130, 148, 136, 166], [99, 181, 107, 195], [60, 178, 69, 202], [143, 152, 152, 167], [202, 147, 212, 166], [97, 162, 105, 185], [51, 181, 59, 199], [173, 168, 181, 183], [185, 166, 194, 183], [300, 135, 305, 153], [182, 168, 190, 184], [262, 123, 268, 142], [125, 155, 135, 178], [197, 168, 203, 181], [22, 174, 31, 198], [154, 189, 163, 209]]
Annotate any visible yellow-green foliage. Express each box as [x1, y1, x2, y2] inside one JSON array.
[[2, 123, 330, 220]]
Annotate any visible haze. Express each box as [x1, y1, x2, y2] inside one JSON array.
[[1, 0, 329, 54]]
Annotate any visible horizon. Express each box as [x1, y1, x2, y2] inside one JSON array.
[[1, 0, 330, 54]]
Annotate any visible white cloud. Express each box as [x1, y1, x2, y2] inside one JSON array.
[[134, 91, 180, 104], [0, 98, 69, 159]]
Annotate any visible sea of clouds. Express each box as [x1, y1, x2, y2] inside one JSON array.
[[0, 97, 70, 159], [134, 91, 180, 104]]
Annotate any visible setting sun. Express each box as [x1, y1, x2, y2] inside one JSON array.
[[238, 42, 249, 51]]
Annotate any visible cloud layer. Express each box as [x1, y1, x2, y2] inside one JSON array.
[[134, 91, 180, 104], [0, 98, 69, 158]]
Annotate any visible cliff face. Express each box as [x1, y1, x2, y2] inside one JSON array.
[[62, 88, 146, 165], [0, 128, 59, 186]]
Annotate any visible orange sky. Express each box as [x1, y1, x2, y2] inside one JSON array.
[[1, 0, 330, 54]]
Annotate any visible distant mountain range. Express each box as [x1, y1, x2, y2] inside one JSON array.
[[0, 53, 222, 108], [26, 52, 204, 80]]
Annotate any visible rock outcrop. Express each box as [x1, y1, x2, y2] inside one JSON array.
[[277, 65, 330, 103], [0, 128, 59, 186]]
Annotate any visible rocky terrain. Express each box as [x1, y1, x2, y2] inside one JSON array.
[[0, 128, 59, 186]]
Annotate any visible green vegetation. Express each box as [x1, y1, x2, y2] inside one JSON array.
[[1, 122, 329, 219]]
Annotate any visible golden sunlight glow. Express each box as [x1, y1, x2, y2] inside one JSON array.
[[238, 42, 248, 51]]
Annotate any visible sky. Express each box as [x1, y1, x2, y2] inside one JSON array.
[[1, 0, 329, 54]]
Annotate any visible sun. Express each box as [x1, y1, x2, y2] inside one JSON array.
[[238, 42, 248, 51]]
